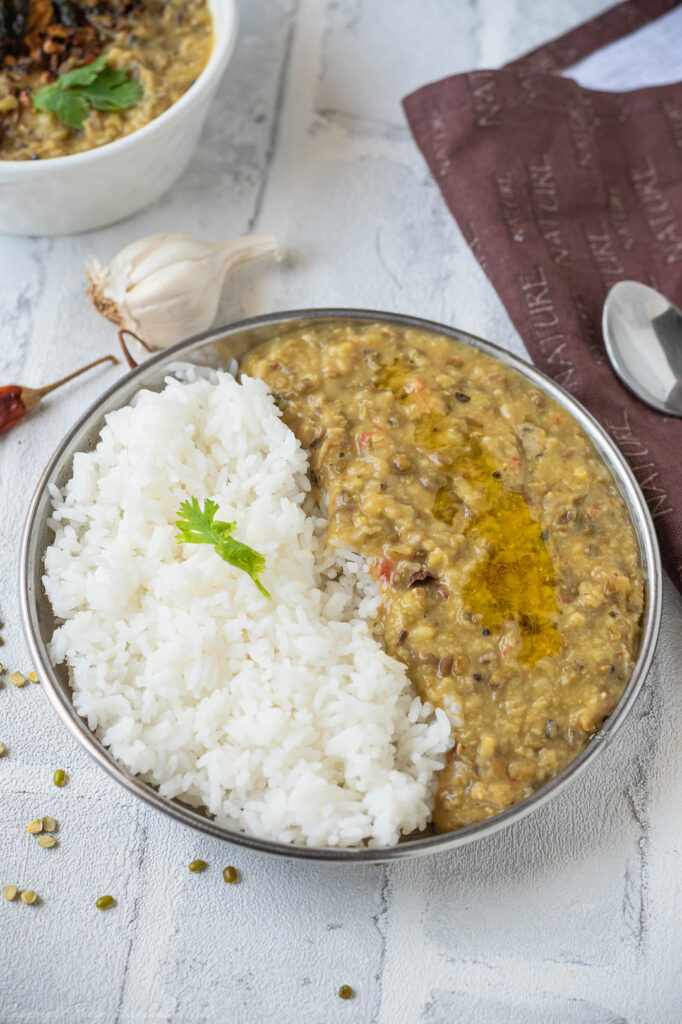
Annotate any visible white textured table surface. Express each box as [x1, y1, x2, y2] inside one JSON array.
[[2, 2, 682, 1022]]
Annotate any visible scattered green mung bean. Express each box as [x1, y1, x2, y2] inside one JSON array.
[[10, 672, 26, 687], [222, 866, 238, 884], [3, 885, 17, 901], [188, 859, 207, 873], [21, 890, 37, 905], [26, 819, 42, 834], [95, 895, 114, 910], [42, 816, 57, 833], [37, 835, 56, 848], [53, 769, 66, 787], [338, 985, 354, 1000]]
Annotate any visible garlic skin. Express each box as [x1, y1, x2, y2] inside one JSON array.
[[86, 233, 279, 349]]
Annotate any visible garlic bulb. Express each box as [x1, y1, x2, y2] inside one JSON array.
[[86, 232, 279, 349]]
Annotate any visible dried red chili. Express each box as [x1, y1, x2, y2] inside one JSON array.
[[0, 354, 116, 436], [0, 385, 27, 434]]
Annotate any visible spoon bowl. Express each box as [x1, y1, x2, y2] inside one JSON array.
[[602, 280, 682, 417]]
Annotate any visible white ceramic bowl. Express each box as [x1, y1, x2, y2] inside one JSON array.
[[0, 0, 237, 236]]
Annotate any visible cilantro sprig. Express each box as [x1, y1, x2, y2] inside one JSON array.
[[175, 498, 270, 598], [33, 54, 143, 130]]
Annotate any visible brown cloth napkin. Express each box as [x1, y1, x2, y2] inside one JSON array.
[[403, 0, 682, 591]]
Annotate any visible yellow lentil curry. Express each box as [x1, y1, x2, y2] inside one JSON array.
[[0, 0, 212, 160], [243, 322, 644, 832]]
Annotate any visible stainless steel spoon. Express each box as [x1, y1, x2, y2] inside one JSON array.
[[602, 280, 682, 417]]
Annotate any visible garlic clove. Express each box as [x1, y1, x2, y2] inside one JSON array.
[[121, 260, 231, 347], [214, 233, 283, 273], [87, 232, 279, 350]]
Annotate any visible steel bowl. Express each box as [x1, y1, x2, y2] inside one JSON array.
[[20, 309, 662, 861]]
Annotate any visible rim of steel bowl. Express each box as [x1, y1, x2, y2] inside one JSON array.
[[20, 309, 662, 862]]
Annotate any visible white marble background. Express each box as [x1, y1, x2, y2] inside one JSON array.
[[2, 2, 682, 1022]]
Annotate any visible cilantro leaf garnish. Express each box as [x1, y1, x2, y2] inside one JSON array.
[[34, 87, 89, 130], [175, 497, 271, 598], [58, 54, 109, 89], [33, 55, 143, 130]]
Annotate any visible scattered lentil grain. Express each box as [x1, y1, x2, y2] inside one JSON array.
[[10, 672, 26, 687], [26, 819, 42, 834], [28, 670, 39, 683], [37, 835, 56, 848], [0, 742, 5, 756], [42, 816, 57, 832], [21, 890, 37, 905], [3, 885, 18, 901]]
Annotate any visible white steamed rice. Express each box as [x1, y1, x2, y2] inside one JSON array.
[[43, 370, 451, 848]]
